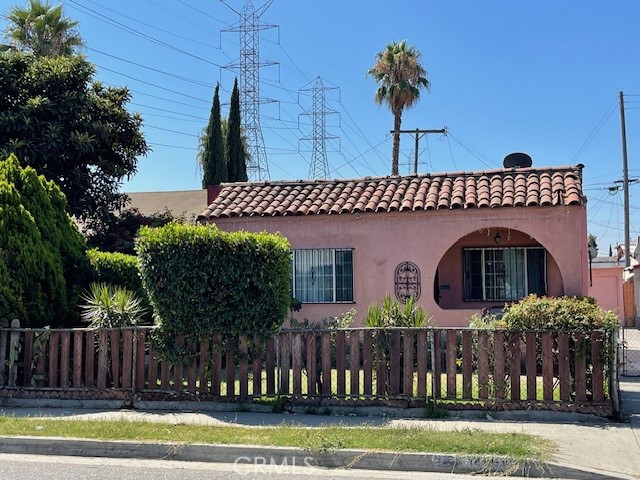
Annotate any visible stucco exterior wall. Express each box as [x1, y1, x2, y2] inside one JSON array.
[[588, 266, 624, 323], [210, 204, 588, 327]]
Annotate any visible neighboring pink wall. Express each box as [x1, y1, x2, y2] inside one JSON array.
[[210, 204, 588, 327], [589, 266, 624, 323]]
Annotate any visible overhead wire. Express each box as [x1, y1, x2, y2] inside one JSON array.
[[79, 0, 219, 49], [446, 129, 498, 169], [67, 0, 224, 67], [571, 97, 618, 163]]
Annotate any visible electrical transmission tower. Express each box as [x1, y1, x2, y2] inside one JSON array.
[[299, 77, 339, 179], [221, 0, 277, 181]]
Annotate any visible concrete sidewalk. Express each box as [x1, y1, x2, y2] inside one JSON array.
[[0, 380, 638, 479]]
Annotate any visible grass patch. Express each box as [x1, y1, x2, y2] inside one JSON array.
[[0, 417, 553, 460]]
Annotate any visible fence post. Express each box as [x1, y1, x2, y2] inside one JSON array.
[[131, 327, 137, 395], [431, 329, 441, 399], [611, 328, 621, 416], [0, 326, 7, 388], [8, 319, 20, 387], [275, 332, 282, 396]]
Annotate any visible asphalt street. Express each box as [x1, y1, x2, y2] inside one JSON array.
[[0, 454, 561, 480]]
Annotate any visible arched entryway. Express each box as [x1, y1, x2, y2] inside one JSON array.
[[433, 226, 564, 311]]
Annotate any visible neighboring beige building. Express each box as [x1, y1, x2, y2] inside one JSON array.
[[125, 189, 208, 222]]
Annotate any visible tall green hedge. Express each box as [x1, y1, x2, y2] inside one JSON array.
[[0, 154, 89, 326], [136, 223, 291, 340], [87, 249, 142, 293]]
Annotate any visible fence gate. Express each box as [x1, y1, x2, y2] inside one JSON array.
[[621, 328, 640, 376]]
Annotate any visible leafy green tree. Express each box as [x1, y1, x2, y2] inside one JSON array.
[[0, 52, 148, 231], [226, 77, 248, 182], [0, 154, 89, 327], [3, 0, 83, 57], [367, 40, 430, 176], [199, 83, 227, 187], [87, 207, 180, 255]]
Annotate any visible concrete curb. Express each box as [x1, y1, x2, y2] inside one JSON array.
[[0, 436, 632, 480]]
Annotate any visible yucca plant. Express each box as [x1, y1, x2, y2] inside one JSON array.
[[80, 282, 146, 328], [365, 293, 433, 328]]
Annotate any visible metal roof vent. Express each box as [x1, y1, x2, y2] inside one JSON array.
[[503, 152, 532, 169]]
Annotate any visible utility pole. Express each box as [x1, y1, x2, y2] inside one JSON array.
[[389, 128, 446, 174], [620, 91, 631, 267]]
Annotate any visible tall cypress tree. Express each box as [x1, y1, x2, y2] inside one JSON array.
[[199, 83, 227, 187], [227, 78, 248, 182]]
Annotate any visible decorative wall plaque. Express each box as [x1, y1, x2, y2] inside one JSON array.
[[394, 261, 421, 303]]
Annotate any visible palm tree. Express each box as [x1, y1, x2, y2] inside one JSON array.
[[367, 40, 430, 176], [3, 0, 83, 57]]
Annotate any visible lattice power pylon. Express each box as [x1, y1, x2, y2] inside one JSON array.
[[299, 76, 339, 179], [221, 0, 277, 181]]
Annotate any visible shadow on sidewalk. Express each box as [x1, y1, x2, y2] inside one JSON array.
[[620, 376, 640, 421]]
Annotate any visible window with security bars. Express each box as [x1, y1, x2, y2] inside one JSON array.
[[292, 249, 354, 303], [463, 247, 546, 301]]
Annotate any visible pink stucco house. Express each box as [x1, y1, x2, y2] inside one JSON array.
[[198, 164, 588, 327]]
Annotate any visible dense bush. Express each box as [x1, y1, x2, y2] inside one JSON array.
[[0, 259, 24, 327], [136, 223, 291, 342], [0, 154, 89, 326], [471, 294, 618, 331]]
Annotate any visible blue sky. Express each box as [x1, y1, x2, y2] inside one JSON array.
[[6, 0, 640, 253]]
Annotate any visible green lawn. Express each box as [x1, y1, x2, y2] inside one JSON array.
[[0, 417, 553, 460]]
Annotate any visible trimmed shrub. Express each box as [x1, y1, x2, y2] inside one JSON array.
[[0, 154, 89, 326], [87, 249, 142, 293], [136, 223, 291, 341], [499, 294, 618, 331]]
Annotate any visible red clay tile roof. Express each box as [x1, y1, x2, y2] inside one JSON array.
[[199, 165, 584, 219]]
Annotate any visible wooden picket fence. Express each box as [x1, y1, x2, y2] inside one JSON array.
[[0, 324, 618, 415]]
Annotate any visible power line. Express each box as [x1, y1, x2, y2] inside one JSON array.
[[90, 47, 215, 89], [97, 65, 211, 104], [446, 129, 498, 169], [67, 0, 224, 67], [129, 102, 208, 120], [79, 0, 219, 49], [144, 0, 216, 34], [571, 97, 617, 163], [145, 124, 199, 138]]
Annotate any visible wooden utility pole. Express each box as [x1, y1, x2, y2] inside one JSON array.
[[620, 91, 631, 267], [390, 128, 446, 174]]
